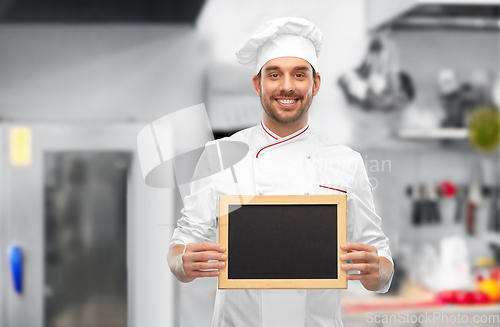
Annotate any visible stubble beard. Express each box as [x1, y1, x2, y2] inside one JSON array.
[[260, 88, 313, 126]]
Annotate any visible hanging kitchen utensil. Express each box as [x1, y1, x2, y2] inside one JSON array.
[[427, 182, 441, 224], [439, 180, 456, 225], [420, 183, 433, 224], [411, 184, 422, 226], [488, 154, 500, 232], [368, 36, 414, 111], [338, 34, 415, 111], [338, 38, 378, 106], [488, 186, 500, 232], [454, 185, 466, 223], [367, 38, 389, 97], [466, 162, 483, 235], [490, 243, 500, 265], [438, 69, 465, 128]]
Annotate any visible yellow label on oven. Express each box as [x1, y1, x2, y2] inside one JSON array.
[[10, 127, 32, 166]]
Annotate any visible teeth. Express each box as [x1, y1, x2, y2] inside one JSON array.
[[277, 99, 297, 104]]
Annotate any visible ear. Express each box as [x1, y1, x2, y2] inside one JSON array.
[[313, 72, 321, 96], [252, 75, 261, 97]]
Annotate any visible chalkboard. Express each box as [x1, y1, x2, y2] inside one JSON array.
[[218, 195, 347, 289]]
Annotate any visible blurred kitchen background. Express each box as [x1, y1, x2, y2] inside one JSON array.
[[2, 0, 500, 326]]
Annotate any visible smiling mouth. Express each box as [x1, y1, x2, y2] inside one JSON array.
[[275, 98, 299, 108]]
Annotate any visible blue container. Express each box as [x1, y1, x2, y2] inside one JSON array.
[[8, 245, 23, 294]]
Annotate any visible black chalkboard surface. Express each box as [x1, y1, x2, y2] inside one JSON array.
[[219, 195, 347, 289]]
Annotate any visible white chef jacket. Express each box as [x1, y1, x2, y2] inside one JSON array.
[[170, 121, 394, 327]]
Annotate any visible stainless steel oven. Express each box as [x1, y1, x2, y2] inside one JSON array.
[[0, 123, 175, 327]]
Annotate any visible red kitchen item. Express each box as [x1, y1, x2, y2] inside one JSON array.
[[455, 290, 473, 305], [439, 180, 456, 198], [436, 290, 459, 304], [472, 291, 491, 304]]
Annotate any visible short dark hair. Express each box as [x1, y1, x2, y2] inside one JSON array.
[[257, 65, 317, 83]]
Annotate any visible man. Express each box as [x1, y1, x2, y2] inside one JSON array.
[[168, 17, 394, 326]]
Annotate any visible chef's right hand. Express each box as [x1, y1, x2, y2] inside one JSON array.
[[181, 242, 227, 281]]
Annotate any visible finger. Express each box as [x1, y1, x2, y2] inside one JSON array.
[[189, 242, 226, 253], [188, 252, 227, 262], [192, 261, 226, 270], [346, 272, 380, 282], [350, 259, 371, 264], [341, 258, 369, 264], [340, 251, 376, 262], [188, 270, 220, 278], [341, 242, 376, 253], [342, 263, 375, 272], [346, 273, 370, 281]]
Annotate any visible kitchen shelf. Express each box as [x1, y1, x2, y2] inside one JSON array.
[[394, 16, 500, 29], [419, 0, 500, 4], [398, 128, 469, 139], [368, 0, 500, 31]]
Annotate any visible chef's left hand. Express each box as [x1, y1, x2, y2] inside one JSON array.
[[340, 242, 392, 291]]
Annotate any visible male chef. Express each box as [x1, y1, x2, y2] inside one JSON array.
[[167, 17, 394, 326]]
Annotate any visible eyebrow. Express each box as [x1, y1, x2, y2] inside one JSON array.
[[264, 66, 280, 72], [264, 65, 311, 72]]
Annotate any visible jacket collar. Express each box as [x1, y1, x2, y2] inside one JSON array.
[[256, 121, 310, 158], [260, 120, 309, 141]]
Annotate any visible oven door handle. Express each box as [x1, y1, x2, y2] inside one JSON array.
[[8, 245, 23, 294]]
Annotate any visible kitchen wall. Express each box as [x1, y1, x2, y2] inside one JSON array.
[[0, 23, 201, 327], [0, 25, 207, 122], [395, 28, 499, 115], [358, 25, 500, 290]]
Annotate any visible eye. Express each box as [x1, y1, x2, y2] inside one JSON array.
[[295, 73, 306, 78], [270, 73, 279, 78]]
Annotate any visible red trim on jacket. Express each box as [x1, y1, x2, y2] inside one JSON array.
[[319, 185, 347, 193], [261, 121, 278, 140], [256, 126, 309, 158]]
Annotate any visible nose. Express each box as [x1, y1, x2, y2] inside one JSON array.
[[280, 74, 294, 93]]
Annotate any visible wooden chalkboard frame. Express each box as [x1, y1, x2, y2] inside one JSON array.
[[218, 195, 347, 289]]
